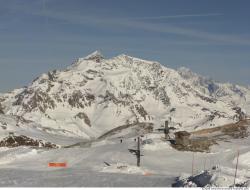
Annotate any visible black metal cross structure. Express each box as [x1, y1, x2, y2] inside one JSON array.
[[164, 120, 169, 139], [156, 120, 170, 140]]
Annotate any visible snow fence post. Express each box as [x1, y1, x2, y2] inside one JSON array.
[[204, 157, 206, 171], [192, 152, 195, 176], [233, 149, 240, 186], [137, 136, 140, 167]]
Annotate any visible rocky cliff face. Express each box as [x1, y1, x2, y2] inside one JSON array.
[[0, 51, 249, 139]]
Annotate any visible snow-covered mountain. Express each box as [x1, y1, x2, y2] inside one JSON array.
[[0, 51, 249, 140]]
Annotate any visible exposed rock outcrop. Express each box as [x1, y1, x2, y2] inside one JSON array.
[[0, 135, 58, 148]]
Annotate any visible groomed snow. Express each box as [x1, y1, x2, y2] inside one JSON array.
[[0, 133, 249, 187]]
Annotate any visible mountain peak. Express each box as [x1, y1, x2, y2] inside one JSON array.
[[177, 66, 198, 79], [1, 51, 250, 140], [84, 50, 104, 61]]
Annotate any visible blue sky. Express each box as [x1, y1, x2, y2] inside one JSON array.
[[0, 0, 250, 92]]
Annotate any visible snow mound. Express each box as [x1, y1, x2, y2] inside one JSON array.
[[143, 141, 172, 151], [0, 147, 38, 165], [101, 163, 151, 175]]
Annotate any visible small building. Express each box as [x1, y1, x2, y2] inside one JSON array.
[[174, 131, 191, 146]]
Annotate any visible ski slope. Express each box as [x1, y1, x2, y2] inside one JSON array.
[[0, 132, 250, 187]]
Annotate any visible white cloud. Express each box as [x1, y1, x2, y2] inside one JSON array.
[[10, 3, 250, 46], [131, 13, 223, 20]]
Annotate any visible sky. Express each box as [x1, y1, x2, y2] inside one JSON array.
[[0, 0, 250, 92]]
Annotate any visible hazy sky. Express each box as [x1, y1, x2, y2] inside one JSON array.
[[0, 0, 250, 92]]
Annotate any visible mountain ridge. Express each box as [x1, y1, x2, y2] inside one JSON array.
[[0, 51, 249, 141]]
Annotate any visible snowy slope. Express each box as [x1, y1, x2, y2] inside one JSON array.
[[0, 51, 249, 140], [0, 133, 250, 187], [178, 67, 250, 115], [0, 114, 84, 146]]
